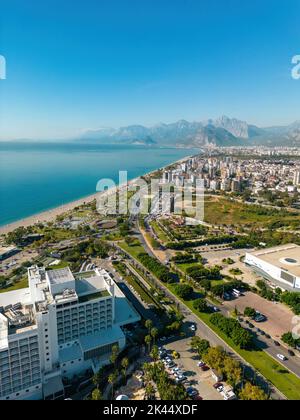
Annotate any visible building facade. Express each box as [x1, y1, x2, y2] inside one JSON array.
[[245, 244, 300, 290], [0, 266, 140, 400]]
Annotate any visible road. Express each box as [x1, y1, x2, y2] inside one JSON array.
[[113, 241, 285, 399]]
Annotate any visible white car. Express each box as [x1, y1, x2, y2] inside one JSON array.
[[277, 354, 287, 361]]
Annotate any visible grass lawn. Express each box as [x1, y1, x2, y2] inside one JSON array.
[[119, 241, 145, 260], [151, 221, 171, 244], [168, 284, 300, 400], [0, 277, 28, 293], [204, 196, 300, 228]]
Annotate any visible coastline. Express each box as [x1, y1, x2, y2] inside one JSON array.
[[0, 154, 195, 236]]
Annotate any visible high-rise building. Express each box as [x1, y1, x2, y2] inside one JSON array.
[[0, 266, 140, 400], [293, 170, 300, 186]]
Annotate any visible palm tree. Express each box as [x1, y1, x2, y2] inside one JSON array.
[[150, 345, 159, 362], [108, 370, 118, 399], [145, 383, 155, 400], [145, 319, 153, 334], [92, 366, 104, 389], [110, 344, 119, 365], [150, 327, 158, 345], [91, 388, 102, 400], [121, 357, 129, 381], [145, 334, 152, 353]]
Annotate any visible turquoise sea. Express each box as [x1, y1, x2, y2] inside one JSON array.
[[0, 142, 199, 226]]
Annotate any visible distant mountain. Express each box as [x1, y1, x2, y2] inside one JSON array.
[[79, 116, 300, 147]]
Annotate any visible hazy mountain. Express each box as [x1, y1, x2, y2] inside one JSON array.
[[79, 117, 300, 147]]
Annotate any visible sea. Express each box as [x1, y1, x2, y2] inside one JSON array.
[[0, 142, 199, 226]]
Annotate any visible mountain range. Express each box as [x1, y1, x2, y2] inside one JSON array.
[[79, 116, 300, 148]]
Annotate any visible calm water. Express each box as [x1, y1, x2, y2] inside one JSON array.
[[0, 142, 198, 226]]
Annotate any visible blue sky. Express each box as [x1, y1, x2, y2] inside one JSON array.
[[0, 0, 299, 139]]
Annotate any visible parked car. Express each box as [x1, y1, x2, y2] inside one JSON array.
[[197, 360, 205, 367], [201, 365, 209, 371], [193, 395, 203, 400], [186, 387, 198, 397], [288, 350, 295, 357], [213, 382, 223, 389], [277, 354, 287, 361], [274, 341, 280, 346]]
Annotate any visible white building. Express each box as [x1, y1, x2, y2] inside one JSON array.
[[245, 244, 300, 290], [0, 266, 140, 400]]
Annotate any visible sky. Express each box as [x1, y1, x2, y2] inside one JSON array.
[[0, 0, 299, 140]]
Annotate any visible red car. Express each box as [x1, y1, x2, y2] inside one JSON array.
[[213, 382, 223, 389], [201, 365, 209, 371], [193, 395, 203, 400]]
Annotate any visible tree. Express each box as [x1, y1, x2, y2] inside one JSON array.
[[145, 319, 153, 334], [281, 332, 300, 348], [150, 327, 158, 345], [91, 388, 102, 400], [244, 307, 256, 318], [193, 298, 209, 313], [150, 345, 159, 362], [108, 370, 118, 399], [145, 335, 152, 353], [121, 357, 129, 381], [174, 283, 193, 300], [239, 382, 268, 400], [223, 357, 242, 386], [203, 347, 226, 373], [92, 367, 104, 389], [110, 344, 119, 365], [145, 383, 156, 400]]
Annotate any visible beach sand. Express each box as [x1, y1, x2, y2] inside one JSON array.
[[0, 155, 194, 235]]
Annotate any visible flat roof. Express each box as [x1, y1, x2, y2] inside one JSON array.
[[79, 325, 124, 352], [46, 267, 75, 285], [248, 244, 300, 277]]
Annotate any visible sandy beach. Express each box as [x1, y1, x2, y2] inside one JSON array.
[[0, 154, 194, 236]]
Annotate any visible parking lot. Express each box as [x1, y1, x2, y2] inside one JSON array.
[[223, 291, 294, 339], [162, 337, 224, 400]]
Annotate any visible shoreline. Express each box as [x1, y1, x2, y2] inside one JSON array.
[[0, 154, 195, 236]]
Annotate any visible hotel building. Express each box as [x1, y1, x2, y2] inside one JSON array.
[[0, 266, 140, 400]]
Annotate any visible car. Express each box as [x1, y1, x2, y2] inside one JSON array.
[[248, 323, 254, 328], [277, 354, 287, 361], [175, 375, 187, 383], [190, 324, 196, 331], [193, 395, 203, 400], [288, 350, 295, 357], [213, 306, 220, 313], [186, 387, 198, 397], [197, 361, 205, 367], [213, 382, 223, 389], [201, 365, 209, 371], [172, 367, 180, 374], [217, 385, 224, 392], [265, 334, 271, 339], [274, 341, 280, 346]]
